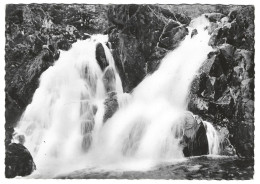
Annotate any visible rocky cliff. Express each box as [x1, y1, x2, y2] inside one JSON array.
[[188, 6, 254, 158]]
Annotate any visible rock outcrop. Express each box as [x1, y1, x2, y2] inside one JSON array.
[[107, 5, 190, 92], [188, 6, 254, 158]]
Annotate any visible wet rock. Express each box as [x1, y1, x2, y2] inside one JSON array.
[[206, 22, 219, 35], [183, 122, 209, 157], [179, 112, 209, 157], [110, 33, 146, 92], [102, 66, 116, 93], [108, 4, 190, 92], [191, 29, 198, 38], [183, 112, 199, 139], [217, 126, 236, 156], [5, 143, 36, 178], [57, 39, 72, 51], [82, 33, 91, 40], [96, 43, 109, 71], [205, 13, 225, 23], [159, 26, 188, 50], [103, 92, 119, 123]]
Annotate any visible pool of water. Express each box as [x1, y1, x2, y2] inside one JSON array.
[[56, 156, 254, 180]]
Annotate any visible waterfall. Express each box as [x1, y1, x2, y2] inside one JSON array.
[[13, 16, 221, 177]]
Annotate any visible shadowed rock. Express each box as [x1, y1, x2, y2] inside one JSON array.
[[205, 13, 225, 23], [188, 6, 255, 158], [96, 43, 109, 71], [5, 143, 36, 178], [179, 112, 209, 157]]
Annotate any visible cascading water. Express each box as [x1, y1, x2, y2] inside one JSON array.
[[13, 16, 221, 178]]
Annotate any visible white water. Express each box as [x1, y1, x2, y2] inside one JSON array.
[[13, 16, 220, 178]]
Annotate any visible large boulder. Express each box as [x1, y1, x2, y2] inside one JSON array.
[[96, 43, 109, 71], [5, 143, 36, 178]]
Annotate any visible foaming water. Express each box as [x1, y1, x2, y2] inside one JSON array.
[[203, 121, 220, 155], [14, 16, 221, 178]]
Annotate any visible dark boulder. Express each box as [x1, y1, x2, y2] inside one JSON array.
[[96, 43, 109, 71], [103, 92, 119, 123], [5, 143, 36, 178], [191, 29, 198, 38]]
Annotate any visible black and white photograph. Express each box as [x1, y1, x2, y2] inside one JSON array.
[[1, 0, 258, 181]]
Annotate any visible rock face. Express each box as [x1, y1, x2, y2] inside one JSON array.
[[107, 5, 190, 92], [188, 6, 254, 158], [5, 143, 36, 178], [179, 112, 209, 157], [5, 4, 109, 145]]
